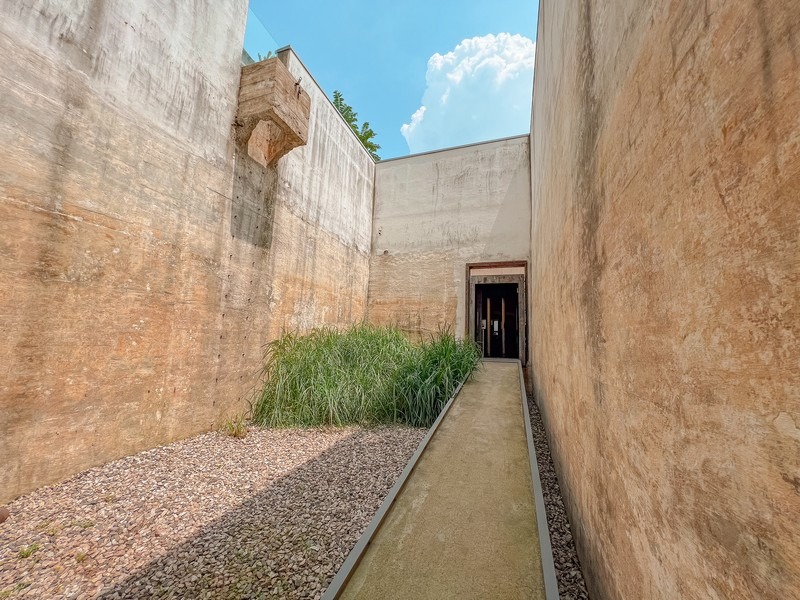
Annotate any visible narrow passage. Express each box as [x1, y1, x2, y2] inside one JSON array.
[[333, 360, 553, 599]]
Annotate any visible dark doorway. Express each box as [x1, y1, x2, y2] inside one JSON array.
[[474, 283, 519, 359]]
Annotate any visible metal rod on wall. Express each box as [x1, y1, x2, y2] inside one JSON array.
[[486, 297, 491, 358], [501, 297, 506, 357]]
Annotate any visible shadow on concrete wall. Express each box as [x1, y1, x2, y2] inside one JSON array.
[[98, 429, 403, 598], [487, 145, 532, 252], [231, 148, 278, 250]]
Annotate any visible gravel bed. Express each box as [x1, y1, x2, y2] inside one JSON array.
[[528, 396, 590, 599], [2, 403, 588, 599], [0, 426, 424, 599]]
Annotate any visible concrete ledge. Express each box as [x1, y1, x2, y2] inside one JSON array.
[[518, 361, 560, 600], [377, 133, 530, 164]]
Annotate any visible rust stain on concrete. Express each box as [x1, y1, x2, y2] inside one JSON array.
[[0, 3, 373, 503]]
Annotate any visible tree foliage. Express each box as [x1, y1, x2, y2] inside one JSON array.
[[332, 90, 381, 161]]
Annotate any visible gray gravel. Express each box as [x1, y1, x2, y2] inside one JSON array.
[[528, 395, 590, 599], [2, 403, 588, 599], [0, 426, 424, 599]]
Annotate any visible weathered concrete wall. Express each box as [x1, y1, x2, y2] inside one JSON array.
[[266, 49, 374, 335], [368, 136, 530, 339], [0, 2, 374, 502], [529, 1, 800, 598]]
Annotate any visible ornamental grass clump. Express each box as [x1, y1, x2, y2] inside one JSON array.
[[390, 331, 480, 427], [252, 324, 414, 427], [251, 324, 479, 428]]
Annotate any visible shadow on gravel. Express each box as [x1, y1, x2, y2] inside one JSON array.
[[527, 395, 591, 600], [99, 429, 414, 600]]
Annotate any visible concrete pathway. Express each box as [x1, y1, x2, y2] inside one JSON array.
[[332, 361, 550, 599]]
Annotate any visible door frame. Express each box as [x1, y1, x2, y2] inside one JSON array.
[[466, 261, 528, 365]]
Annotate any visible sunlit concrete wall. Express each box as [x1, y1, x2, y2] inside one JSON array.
[[266, 49, 375, 335], [367, 136, 531, 340], [529, 1, 800, 598], [0, 2, 374, 503]]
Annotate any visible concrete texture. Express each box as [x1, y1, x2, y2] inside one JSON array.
[[5, 2, 799, 597], [338, 361, 545, 599], [236, 56, 311, 166], [529, 1, 800, 598], [261, 47, 374, 337], [0, 2, 374, 503], [367, 137, 531, 340]]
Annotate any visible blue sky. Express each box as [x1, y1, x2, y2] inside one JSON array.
[[247, 0, 539, 159]]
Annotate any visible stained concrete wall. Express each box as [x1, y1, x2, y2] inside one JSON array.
[[0, 1, 374, 503], [267, 50, 375, 334], [367, 136, 530, 340], [529, 1, 800, 598]]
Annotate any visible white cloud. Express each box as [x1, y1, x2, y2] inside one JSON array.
[[401, 33, 535, 154]]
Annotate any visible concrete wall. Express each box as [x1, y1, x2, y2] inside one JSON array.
[[367, 136, 531, 340], [266, 50, 374, 334], [529, 1, 800, 598], [0, 1, 374, 503]]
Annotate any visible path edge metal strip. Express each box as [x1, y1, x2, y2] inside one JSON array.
[[518, 360, 560, 600], [321, 377, 467, 599]]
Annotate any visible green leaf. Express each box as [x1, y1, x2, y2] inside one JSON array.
[[331, 90, 381, 161]]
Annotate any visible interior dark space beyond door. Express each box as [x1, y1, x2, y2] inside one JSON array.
[[474, 283, 519, 359]]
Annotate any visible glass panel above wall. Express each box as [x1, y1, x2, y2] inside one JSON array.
[[242, 7, 280, 65]]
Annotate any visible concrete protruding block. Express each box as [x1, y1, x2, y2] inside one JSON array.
[[236, 57, 310, 167]]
